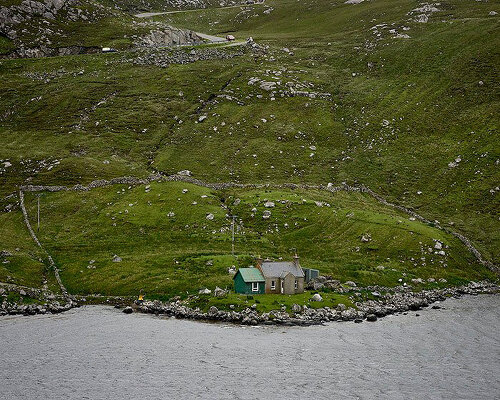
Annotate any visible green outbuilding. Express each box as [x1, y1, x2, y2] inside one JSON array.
[[233, 268, 265, 294]]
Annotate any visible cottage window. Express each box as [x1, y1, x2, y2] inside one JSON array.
[[252, 282, 259, 292], [271, 280, 276, 290], [295, 280, 298, 289]]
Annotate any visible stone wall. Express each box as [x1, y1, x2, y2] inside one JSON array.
[[17, 173, 498, 272]]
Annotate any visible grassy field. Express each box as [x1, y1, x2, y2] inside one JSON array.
[[0, 0, 498, 297], [16, 181, 494, 297]]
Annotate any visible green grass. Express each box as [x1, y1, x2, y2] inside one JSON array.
[[0, 210, 60, 291], [185, 291, 356, 313], [14, 181, 494, 297], [4, 291, 43, 305], [0, 0, 498, 295]]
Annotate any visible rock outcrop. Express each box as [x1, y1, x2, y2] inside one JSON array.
[[136, 27, 203, 48], [0, 0, 107, 58]]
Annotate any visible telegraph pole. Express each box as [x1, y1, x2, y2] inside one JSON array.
[[231, 215, 237, 256], [37, 194, 41, 232]]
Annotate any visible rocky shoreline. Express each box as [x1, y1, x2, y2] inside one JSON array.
[[0, 284, 77, 316], [126, 281, 499, 326], [2, 281, 498, 323]]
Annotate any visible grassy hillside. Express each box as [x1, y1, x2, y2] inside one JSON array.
[[0, 0, 498, 295], [19, 182, 495, 296], [0, 210, 61, 291]]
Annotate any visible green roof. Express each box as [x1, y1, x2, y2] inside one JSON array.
[[235, 268, 265, 282]]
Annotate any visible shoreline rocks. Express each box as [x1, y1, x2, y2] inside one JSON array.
[[2, 281, 498, 322], [0, 283, 77, 317], [129, 280, 499, 326]]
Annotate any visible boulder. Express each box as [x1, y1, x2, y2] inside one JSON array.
[[199, 288, 211, 295], [122, 306, 133, 314], [360, 234, 371, 242], [291, 303, 302, 313], [112, 255, 122, 263], [366, 314, 378, 322], [341, 308, 357, 321], [311, 293, 323, 302], [214, 287, 228, 298]]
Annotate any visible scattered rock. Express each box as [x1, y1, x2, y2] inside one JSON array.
[[311, 293, 323, 302], [291, 303, 302, 313], [214, 287, 228, 297], [361, 234, 372, 242]]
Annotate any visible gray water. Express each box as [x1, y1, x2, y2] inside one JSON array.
[[1, 296, 499, 400]]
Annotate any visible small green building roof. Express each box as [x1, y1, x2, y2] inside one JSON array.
[[234, 268, 265, 282]]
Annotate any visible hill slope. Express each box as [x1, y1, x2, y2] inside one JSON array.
[[0, 0, 498, 295]]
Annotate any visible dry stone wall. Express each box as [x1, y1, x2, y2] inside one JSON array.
[[18, 173, 498, 272]]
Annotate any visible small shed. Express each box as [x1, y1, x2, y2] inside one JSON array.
[[303, 268, 320, 283], [233, 268, 265, 294]]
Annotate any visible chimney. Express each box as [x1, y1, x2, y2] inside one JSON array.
[[256, 255, 263, 269], [293, 252, 300, 267]]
